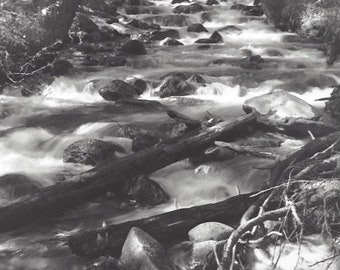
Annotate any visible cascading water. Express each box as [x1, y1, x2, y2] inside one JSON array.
[[1, 0, 340, 269]]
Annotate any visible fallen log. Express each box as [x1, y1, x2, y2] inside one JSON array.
[[66, 192, 259, 258], [0, 111, 257, 233]]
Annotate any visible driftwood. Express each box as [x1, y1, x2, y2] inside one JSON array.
[[167, 109, 202, 129], [0, 111, 257, 233], [66, 192, 259, 257]]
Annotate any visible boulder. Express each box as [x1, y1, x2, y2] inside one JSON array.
[[75, 13, 99, 33], [230, 3, 246, 10], [123, 176, 170, 206], [120, 227, 175, 270], [162, 38, 184, 46], [148, 29, 180, 41], [188, 74, 206, 84], [99, 80, 140, 101], [63, 139, 125, 166], [195, 31, 223, 44], [123, 125, 161, 151], [218, 25, 242, 34], [201, 12, 212, 23], [159, 75, 196, 98], [187, 23, 208, 33], [51, 59, 73, 76], [162, 14, 190, 27], [173, 3, 204, 14], [188, 222, 234, 242], [0, 174, 41, 200], [120, 40, 146, 55], [242, 5, 264, 16], [126, 77, 148, 95], [240, 55, 264, 69], [168, 240, 216, 270], [206, 0, 219, 5], [244, 91, 320, 121]]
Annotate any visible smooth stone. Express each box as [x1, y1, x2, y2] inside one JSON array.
[[188, 222, 234, 242]]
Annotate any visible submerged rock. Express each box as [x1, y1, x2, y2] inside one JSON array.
[[218, 25, 242, 34], [242, 5, 264, 16], [124, 176, 170, 206], [63, 139, 125, 166], [188, 222, 234, 242], [120, 227, 175, 270], [120, 40, 146, 55], [0, 174, 41, 200], [187, 23, 208, 33], [147, 29, 180, 41], [99, 80, 140, 101], [159, 75, 196, 98], [173, 3, 204, 14], [244, 91, 320, 121], [168, 240, 216, 270], [195, 31, 223, 44]]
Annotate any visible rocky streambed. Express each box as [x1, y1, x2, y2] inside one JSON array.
[[0, 0, 340, 269]]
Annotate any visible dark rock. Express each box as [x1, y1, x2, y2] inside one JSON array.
[[100, 55, 127, 67], [120, 227, 175, 270], [187, 23, 208, 33], [188, 222, 234, 242], [120, 40, 146, 55], [127, 77, 148, 95], [201, 12, 212, 22], [162, 38, 184, 46], [85, 257, 122, 270], [160, 72, 187, 81], [63, 138, 125, 166], [149, 29, 180, 41], [218, 25, 242, 34], [230, 3, 246, 10], [81, 56, 99, 66], [188, 74, 206, 84], [168, 241, 216, 270], [25, 52, 56, 73], [127, 19, 160, 30], [99, 80, 140, 101], [124, 125, 161, 151], [305, 74, 337, 88], [242, 5, 264, 16], [249, 55, 265, 63], [195, 30, 223, 44], [129, 0, 141, 6], [240, 55, 264, 69], [0, 174, 41, 200], [124, 176, 170, 206], [75, 13, 99, 33], [51, 60, 73, 76], [240, 48, 253, 57], [162, 14, 190, 27], [206, 0, 219, 5], [171, 0, 189, 3], [106, 17, 119, 24], [159, 76, 196, 98], [173, 3, 204, 14]]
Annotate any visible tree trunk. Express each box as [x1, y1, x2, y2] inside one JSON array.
[[66, 192, 258, 258], [0, 112, 257, 233]]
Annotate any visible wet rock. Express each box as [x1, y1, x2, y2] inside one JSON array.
[[106, 18, 119, 24], [148, 29, 180, 41], [51, 59, 73, 76], [25, 52, 56, 73], [218, 25, 242, 34], [188, 74, 206, 84], [240, 55, 264, 69], [171, 0, 189, 3], [206, 0, 219, 5], [120, 40, 147, 55], [195, 31, 223, 44], [99, 80, 140, 101], [127, 77, 148, 95], [120, 227, 175, 270], [244, 91, 320, 121], [162, 38, 184, 46], [100, 55, 127, 67], [0, 174, 41, 200], [230, 3, 246, 10], [173, 3, 204, 14], [159, 75, 196, 98], [124, 125, 161, 151], [201, 12, 212, 23], [85, 257, 122, 270], [81, 56, 99, 66], [159, 72, 188, 80], [74, 13, 99, 33], [125, 6, 140, 14], [168, 240, 216, 270], [127, 19, 160, 30], [162, 14, 190, 27], [63, 138, 125, 166], [242, 5, 264, 16], [129, 0, 141, 6], [123, 176, 170, 206], [188, 222, 234, 242], [187, 23, 208, 33], [305, 74, 337, 88]]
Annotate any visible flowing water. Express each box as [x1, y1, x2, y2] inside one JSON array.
[[1, 0, 340, 269]]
